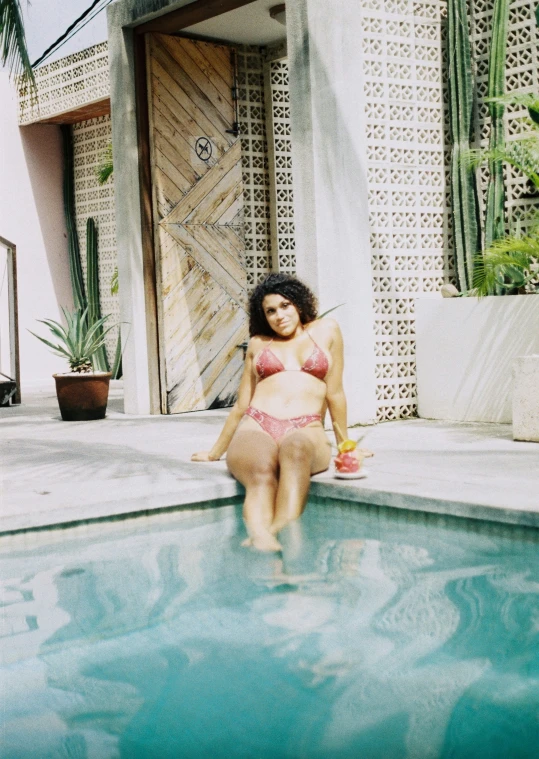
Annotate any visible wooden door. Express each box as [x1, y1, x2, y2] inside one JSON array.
[[147, 34, 247, 413]]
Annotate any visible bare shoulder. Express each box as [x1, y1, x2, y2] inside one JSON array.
[[308, 317, 342, 342], [246, 334, 269, 357]]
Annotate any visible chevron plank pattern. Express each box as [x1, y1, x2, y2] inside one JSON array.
[[148, 34, 247, 413]]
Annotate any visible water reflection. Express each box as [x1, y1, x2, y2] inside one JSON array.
[[1, 500, 538, 758]]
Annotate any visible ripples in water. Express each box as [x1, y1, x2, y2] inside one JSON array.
[[1, 498, 538, 759]]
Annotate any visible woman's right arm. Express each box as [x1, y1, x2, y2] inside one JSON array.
[[191, 339, 257, 462]]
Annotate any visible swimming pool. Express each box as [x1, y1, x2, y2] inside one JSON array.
[[1, 498, 538, 759]]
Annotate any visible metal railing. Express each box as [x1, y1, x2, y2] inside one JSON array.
[[0, 236, 21, 405]]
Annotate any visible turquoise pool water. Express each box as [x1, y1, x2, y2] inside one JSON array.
[[1, 498, 538, 759]]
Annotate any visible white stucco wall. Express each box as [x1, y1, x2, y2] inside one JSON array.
[[0, 74, 72, 389], [0, 3, 108, 391]]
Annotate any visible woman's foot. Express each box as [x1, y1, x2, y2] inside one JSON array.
[[269, 518, 292, 536], [241, 531, 282, 552]]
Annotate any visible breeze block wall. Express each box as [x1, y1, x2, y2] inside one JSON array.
[[360, 0, 451, 421], [236, 47, 272, 288], [18, 42, 110, 125]]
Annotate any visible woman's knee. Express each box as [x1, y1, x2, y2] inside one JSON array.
[[228, 448, 278, 486], [279, 434, 314, 465], [248, 460, 278, 487]]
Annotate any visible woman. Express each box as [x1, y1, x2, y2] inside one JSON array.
[[191, 274, 367, 551]]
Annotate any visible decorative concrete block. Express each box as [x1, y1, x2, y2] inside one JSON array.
[[512, 355, 539, 442]]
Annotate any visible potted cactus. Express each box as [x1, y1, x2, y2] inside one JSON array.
[[30, 308, 115, 421]]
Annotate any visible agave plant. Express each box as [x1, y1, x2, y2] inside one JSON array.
[[30, 308, 116, 373], [472, 235, 539, 296]]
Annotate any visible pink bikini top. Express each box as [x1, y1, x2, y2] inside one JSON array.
[[255, 331, 329, 381]]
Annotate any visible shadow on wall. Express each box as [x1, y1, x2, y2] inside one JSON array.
[[288, 18, 377, 424], [20, 123, 73, 312], [455, 298, 539, 420], [289, 24, 372, 282], [416, 297, 539, 422]]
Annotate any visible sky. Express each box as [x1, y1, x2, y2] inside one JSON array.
[[21, 0, 109, 66]]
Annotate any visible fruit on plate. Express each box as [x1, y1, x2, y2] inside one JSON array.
[[338, 439, 357, 453], [335, 439, 361, 473]]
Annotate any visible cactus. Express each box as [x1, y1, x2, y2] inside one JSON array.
[[61, 125, 86, 311], [447, 0, 481, 292], [484, 0, 510, 250], [86, 218, 109, 372]]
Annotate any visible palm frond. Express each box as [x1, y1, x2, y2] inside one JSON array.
[[485, 235, 539, 258], [0, 0, 36, 96], [486, 92, 539, 124], [459, 148, 491, 170], [473, 236, 539, 296], [460, 140, 539, 188]]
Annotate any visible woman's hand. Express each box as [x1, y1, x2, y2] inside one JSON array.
[[191, 451, 220, 462]]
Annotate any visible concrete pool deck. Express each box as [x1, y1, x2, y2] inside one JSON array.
[[2, 383, 539, 534]]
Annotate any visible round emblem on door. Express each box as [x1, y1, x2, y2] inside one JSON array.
[[195, 137, 212, 161]]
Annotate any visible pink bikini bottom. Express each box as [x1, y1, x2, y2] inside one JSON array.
[[244, 406, 322, 442]]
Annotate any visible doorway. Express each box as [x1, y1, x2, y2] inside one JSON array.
[[147, 34, 247, 413]]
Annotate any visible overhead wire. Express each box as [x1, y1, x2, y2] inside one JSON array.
[[32, 0, 115, 69]]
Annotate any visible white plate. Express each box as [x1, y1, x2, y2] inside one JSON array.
[[333, 468, 369, 480]]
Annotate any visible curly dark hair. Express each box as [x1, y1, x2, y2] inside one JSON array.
[[248, 273, 318, 337]]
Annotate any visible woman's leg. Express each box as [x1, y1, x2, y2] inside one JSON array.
[[271, 426, 331, 535], [226, 418, 282, 551]]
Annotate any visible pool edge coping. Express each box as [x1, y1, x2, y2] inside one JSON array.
[[2, 478, 538, 537]]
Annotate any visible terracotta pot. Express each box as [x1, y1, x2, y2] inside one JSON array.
[[53, 372, 112, 421]]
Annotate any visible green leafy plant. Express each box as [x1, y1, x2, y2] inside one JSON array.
[[108, 267, 122, 378], [463, 94, 539, 191], [472, 236, 539, 296], [0, 0, 36, 96], [30, 308, 116, 374], [462, 90, 539, 297], [110, 266, 119, 296], [95, 142, 113, 185]]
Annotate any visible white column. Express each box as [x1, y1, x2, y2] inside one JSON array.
[[107, 3, 153, 414], [287, 0, 377, 425]]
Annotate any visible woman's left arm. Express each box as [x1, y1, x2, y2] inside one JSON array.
[[323, 320, 349, 444], [323, 320, 374, 458]]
